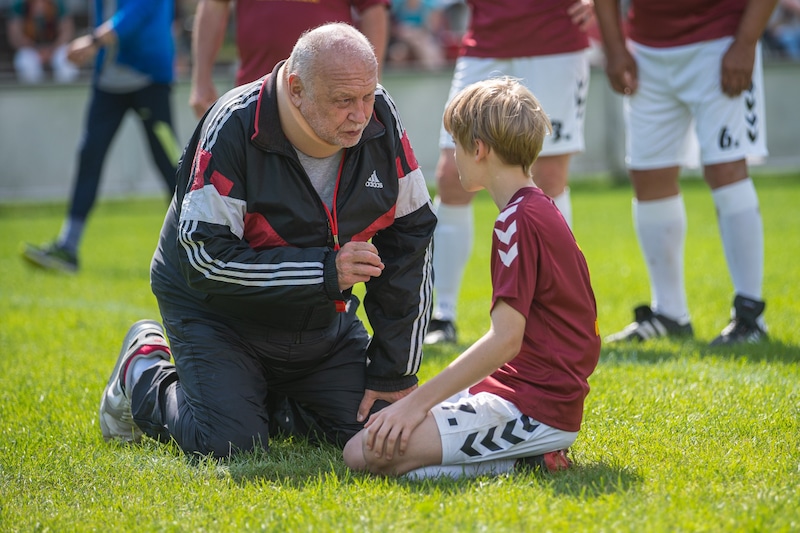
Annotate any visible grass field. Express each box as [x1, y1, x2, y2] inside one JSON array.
[[1, 174, 798, 532]]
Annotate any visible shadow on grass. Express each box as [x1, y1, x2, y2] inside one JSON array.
[[392, 459, 642, 499], [700, 339, 799, 365], [216, 438, 642, 500], [600, 337, 798, 366], [544, 460, 642, 498]]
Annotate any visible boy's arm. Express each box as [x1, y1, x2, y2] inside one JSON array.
[[363, 299, 526, 460]]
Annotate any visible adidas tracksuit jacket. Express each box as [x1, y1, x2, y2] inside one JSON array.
[[150, 61, 437, 394]]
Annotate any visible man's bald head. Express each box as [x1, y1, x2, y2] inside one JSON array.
[[286, 22, 378, 89]]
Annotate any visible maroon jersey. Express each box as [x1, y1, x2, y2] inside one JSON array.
[[461, 0, 590, 59], [234, 0, 389, 85], [469, 188, 600, 432], [628, 0, 746, 48]]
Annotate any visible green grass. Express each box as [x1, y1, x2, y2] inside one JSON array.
[[1, 174, 799, 532]]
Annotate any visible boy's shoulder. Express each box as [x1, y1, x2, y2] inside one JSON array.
[[498, 187, 554, 220]]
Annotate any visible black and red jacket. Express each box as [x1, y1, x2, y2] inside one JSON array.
[[151, 62, 436, 392]]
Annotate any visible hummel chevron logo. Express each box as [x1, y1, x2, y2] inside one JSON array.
[[498, 242, 518, 267], [497, 203, 518, 223], [458, 418, 537, 458], [494, 220, 517, 245], [500, 420, 524, 445], [480, 427, 503, 452], [365, 171, 383, 189], [459, 432, 482, 457]]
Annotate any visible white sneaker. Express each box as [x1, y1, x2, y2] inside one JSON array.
[[99, 320, 171, 442]]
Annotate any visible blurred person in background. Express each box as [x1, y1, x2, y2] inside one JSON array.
[[595, 0, 777, 345], [765, 0, 800, 59], [387, 0, 447, 71], [21, 0, 180, 273], [188, 0, 390, 118], [424, 0, 596, 345], [6, 0, 79, 83]]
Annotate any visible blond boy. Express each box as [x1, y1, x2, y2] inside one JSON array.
[[343, 77, 601, 478]]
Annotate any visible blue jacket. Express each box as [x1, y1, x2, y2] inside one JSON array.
[[93, 0, 174, 84]]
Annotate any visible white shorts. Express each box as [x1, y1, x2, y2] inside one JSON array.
[[626, 37, 768, 170], [438, 52, 590, 156], [430, 390, 577, 465]]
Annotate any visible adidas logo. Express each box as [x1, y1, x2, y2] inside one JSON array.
[[365, 171, 383, 189]]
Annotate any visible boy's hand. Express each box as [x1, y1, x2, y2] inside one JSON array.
[[363, 397, 427, 460]]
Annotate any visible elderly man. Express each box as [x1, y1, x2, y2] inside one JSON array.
[[99, 22, 436, 458]]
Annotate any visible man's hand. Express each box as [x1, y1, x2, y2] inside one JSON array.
[[568, 0, 595, 32], [356, 385, 417, 422], [721, 39, 756, 97], [66, 35, 97, 65], [189, 81, 219, 119], [336, 240, 384, 292], [604, 47, 638, 96]]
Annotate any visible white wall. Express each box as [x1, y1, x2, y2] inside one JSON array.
[[1, 64, 798, 203]]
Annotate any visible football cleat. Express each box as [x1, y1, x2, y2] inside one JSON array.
[[516, 449, 573, 473], [605, 305, 693, 343], [424, 319, 457, 345], [710, 295, 767, 346], [22, 241, 78, 273]]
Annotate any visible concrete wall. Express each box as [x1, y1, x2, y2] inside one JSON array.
[[1, 64, 798, 202]]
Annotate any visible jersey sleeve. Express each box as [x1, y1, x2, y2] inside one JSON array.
[[490, 197, 538, 319]]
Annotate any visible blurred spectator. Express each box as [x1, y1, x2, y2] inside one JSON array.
[[765, 0, 800, 59], [6, 0, 79, 83], [188, 0, 390, 119], [388, 0, 447, 71], [21, 0, 179, 273]]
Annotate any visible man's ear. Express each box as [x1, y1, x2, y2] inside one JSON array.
[[287, 73, 304, 106]]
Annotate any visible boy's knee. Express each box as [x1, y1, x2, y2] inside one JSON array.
[[343, 434, 367, 471]]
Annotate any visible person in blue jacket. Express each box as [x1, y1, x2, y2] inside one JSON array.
[[22, 0, 180, 273]]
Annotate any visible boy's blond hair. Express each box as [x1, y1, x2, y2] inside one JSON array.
[[443, 76, 553, 177]]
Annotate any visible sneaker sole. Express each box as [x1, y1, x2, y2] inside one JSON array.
[[99, 320, 166, 442], [21, 245, 77, 274]]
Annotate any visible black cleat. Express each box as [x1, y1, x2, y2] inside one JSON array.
[[605, 305, 693, 343], [710, 295, 767, 346], [424, 319, 457, 345]]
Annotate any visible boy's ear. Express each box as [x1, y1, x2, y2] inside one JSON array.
[[474, 139, 489, 161]]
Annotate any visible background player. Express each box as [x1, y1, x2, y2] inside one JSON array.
[[595, 0, 776, 345], [425, 0, 596, 345]]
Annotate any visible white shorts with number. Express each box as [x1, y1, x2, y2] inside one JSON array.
[[438, 52, 590, 156], [626, 37, 768, 170], [430, 390, 577, 465]]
